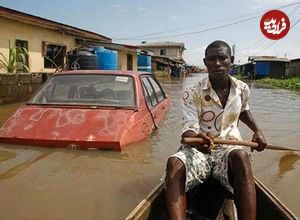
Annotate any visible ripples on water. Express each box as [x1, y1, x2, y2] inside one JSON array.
[[0, 73, 299, 219], [247, 84, 300, 148]]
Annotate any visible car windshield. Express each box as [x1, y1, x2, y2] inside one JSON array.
[[28, 74, 135, 107]]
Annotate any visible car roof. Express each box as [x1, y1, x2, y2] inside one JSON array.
[[55, 70, 152, 78]]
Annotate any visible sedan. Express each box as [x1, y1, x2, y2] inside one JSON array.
[[0, 70, 171, 150]]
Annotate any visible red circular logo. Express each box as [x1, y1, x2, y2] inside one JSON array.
[[260, 10, 290, 40]]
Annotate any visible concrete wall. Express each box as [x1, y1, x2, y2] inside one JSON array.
[[0, 73, 52, 104], [118, 50, 137, 71], [140, 47, 184, 59], [0, 17, 78, 73]]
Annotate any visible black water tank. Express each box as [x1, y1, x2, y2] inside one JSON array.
[[67, 49, 97, 70]]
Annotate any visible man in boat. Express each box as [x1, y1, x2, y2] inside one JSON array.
[[165, 40, 267, 220]]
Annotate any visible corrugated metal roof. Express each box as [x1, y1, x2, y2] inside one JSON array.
[[248, 56, 289, 62], [138, 41, 185, 48], [290, 58, 300, 62]]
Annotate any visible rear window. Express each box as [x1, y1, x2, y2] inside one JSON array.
[[28, 74, 135, 107]]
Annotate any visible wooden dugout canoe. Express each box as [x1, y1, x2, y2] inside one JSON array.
[[126, 177, 298, 220]]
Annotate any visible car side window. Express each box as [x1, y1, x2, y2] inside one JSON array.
[[142, 84, 153, 108], [142, 77, 158, 108], [147, 77, 165, 102]]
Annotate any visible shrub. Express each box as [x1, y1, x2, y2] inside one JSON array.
[[0, 40, 29, 73]]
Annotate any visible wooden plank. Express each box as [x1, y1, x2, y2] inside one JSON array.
[[125, 182, 164, 220], [254, 177, 298, 220]]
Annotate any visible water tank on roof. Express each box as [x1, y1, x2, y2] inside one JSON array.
[[138, 54, 152, 72], [67, 48, 97, 70], [95, 47, 118, 70]]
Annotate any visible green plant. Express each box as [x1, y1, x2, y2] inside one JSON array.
[[256, 77, 300, 90], [0, 40, 29, 73]]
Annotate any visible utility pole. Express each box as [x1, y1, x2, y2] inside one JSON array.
[[232, 43, 236, 57]]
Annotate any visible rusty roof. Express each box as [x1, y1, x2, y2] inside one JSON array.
[[138, 41, 185, 48]]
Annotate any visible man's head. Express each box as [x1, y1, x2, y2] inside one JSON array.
[[203, 40, 234, 80]]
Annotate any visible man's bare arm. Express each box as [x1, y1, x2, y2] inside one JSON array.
[[239, 110, 267, 151]]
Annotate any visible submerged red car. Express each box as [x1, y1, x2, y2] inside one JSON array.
[[0, 70, 171, 150]]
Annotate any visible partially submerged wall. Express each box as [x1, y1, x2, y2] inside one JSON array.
[[0, 73, 51, 104]]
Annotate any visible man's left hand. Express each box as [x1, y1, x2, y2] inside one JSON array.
[[252, 130, 267, 151]]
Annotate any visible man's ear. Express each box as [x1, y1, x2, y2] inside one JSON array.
[[231, 56, 234, 64], [203, 58, 207, 66]]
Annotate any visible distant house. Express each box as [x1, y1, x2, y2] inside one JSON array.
[[236, 56, 290, 79], [138, 41, 185, 60], [0, 6, 138, 73], [289, 58, 300, 77], [138, 41, 186, 76]]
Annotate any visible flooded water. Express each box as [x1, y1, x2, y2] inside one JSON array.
[[0, 73, 299, 219]]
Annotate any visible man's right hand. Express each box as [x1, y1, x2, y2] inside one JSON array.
[[182, 131, 215, 154]]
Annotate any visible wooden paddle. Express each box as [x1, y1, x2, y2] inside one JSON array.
[[181, 137, 300, 152]]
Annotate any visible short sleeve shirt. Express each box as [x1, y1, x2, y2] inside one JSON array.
[[181, 75, 250, 140]]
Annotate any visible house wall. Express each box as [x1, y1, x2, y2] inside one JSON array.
[[255, 62, 270, 78], [118, 50, 137, 71], [0, 17, 78, 73], [253, 61, 288, 79], [140, 46, 183, 59], [269, 62, 288, 79], [289, 60, 300, 77]]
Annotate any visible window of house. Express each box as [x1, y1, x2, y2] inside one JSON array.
[[160, 49, 166, 56], [157, 63, 165, 71], [43, 43, 66, 69], [127, 53, 133, 70], [15, 39, 29, 72]]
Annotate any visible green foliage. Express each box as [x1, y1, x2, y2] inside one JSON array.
[[0, 40, 29, 73], [256, 77, 300, 90]]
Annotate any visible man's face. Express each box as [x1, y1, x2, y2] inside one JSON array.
[[203, 46, 234, 80]]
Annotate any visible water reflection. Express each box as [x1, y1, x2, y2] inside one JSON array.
[[0, 145, 51, 180], [0, 149, 16, 162], [278, 153, 300, 177], [121, 138, 154, 163]]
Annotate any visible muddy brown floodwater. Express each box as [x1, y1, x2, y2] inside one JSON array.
[[0, 73, 299, 219]]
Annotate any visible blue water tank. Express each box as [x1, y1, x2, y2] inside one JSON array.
[[94, 47, 118, 70], [138, 54, 152, 72]]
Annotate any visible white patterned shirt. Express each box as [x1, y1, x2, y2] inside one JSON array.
[[181, 75, 250, 140]]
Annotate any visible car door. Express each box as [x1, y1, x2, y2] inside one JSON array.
[[141, 75, 169, 127]]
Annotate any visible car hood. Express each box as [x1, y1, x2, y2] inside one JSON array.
[[0, 105, 135, 150]]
